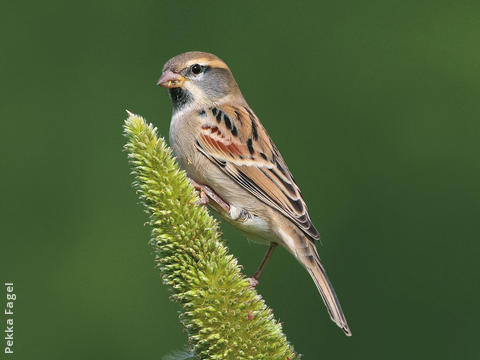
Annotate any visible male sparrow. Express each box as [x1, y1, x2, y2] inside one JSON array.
[[157, 51, 351, 336]]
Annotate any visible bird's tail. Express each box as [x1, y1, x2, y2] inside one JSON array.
[[306, 247, 351, 336], [278, 224, 351, 336]]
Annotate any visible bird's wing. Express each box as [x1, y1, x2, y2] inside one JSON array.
[[194, 104, 320, 241]]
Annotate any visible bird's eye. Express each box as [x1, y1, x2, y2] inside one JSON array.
[[191, 64, 202, 75]]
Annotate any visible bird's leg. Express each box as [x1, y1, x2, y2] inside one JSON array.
[[188, 178, 230, 213], [250, 242, 278, 288], [199, 184, 230, 213]]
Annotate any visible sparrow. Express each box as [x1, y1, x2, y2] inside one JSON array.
[[157, 51, 351, 336]]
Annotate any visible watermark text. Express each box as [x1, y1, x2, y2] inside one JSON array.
[[4, 282, 15, 355]]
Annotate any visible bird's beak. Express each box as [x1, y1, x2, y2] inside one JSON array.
[[157, 70, 186, 88]]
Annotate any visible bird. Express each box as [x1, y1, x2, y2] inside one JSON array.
[[157, 51, 351, 336]]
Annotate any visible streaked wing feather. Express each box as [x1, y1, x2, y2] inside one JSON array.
[[195, 105, 320, 240]]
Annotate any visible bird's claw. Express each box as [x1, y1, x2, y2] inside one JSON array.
[[188, 178, 230, 213], [195, 188, 210, 205]]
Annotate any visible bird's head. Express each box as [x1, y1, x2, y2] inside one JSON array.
[[157, 51, 242, 111]]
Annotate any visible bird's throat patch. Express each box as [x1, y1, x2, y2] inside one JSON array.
[[169, 87, 193, 112]]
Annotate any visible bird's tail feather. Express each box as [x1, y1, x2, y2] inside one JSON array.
[[306, 249, 351, 336], [278, 224, 351, 336]]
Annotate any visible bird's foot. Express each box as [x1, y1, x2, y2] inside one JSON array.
[[188, 178, 210, 205], [229, 207, 250, 222], [248, 243, 277, 289], [188, 178, 230, 213], [196, 187, 210, 205], [249, 277, 259, 288]]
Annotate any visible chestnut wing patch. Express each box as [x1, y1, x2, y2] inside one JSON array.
[[195, 105, 320, 241]]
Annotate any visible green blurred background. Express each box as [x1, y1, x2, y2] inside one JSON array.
[[1, 0, 479, 359]]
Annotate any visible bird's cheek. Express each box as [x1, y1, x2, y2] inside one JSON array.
[[184, 82, 205, 99]]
